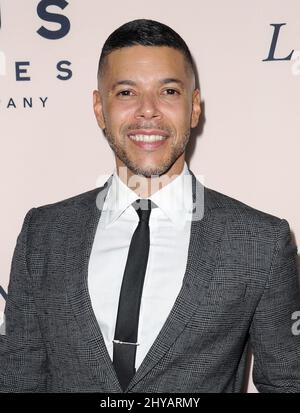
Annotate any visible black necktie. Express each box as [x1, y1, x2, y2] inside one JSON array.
[[113, 198, 153, 391]]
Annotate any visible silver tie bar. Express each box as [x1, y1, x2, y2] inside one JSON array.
[[113, 339, 140, 346]]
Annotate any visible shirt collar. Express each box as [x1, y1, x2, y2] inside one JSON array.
[[101, 162, 193, 228]]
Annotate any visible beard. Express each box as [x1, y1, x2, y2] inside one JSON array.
[[103, 126, 191, 178]]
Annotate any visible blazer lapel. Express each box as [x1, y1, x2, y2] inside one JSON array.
[[127, 172, 227, 391], [64, 176, 123, 391]]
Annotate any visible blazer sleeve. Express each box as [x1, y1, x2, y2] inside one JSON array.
[[249, 219, 300, 393], [0, 208, 47, 392]]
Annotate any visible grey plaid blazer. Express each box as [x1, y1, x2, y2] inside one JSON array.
[[1, 170, 300, 393]]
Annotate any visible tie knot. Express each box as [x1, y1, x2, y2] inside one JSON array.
[[132, 199, 154, 222]]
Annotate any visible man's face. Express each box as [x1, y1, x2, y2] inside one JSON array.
[[93, 45, 201, 178]]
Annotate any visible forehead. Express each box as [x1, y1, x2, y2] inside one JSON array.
[[103, 45, 191, 83]]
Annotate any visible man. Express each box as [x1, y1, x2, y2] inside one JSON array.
[[1, 19, 300, 393]]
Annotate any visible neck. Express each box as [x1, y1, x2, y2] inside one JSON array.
[[116, 155, 185, 198]]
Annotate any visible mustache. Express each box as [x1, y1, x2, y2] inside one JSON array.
[[125, 124, 173, 134]]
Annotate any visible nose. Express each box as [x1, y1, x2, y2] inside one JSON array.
[[134, 93, 162, 120]]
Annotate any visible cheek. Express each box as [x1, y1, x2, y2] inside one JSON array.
[[164, 105, 191, 130], [103, 110, 129, 135], [106, 101, 135, 124]]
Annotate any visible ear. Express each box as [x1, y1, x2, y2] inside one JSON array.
[[191, 88, 201, 128], [93, 90, 106, 130]]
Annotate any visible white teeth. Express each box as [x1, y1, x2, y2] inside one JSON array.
[[129, 134, 167, 142]]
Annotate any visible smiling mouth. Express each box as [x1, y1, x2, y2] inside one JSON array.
[[127, 134, 169, 151], [128, 134, 168, 142]]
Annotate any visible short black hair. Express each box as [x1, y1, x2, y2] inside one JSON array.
[[97, 19, 195, 83]]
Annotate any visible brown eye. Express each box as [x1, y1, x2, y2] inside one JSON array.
[[163, 89, 180, 95], [117, 90, 134, 97]]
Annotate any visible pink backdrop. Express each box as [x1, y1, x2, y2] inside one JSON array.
[[1, 0, 300, 393]]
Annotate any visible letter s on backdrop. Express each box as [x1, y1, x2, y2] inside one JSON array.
[[37, 0, 70, 40]]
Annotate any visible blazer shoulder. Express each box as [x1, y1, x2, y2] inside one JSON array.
[[38, 187, 101, 210], [21, 183, 111, 250], [204, 186, 285, 232], [26, 182, 110, 231], [34, 179, 111, 214]]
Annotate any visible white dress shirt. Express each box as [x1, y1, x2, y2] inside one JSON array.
[[88, 162, 193, 369]]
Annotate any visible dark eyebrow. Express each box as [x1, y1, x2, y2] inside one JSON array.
[[111, 78, 185, 90], [159, 78, 185, 88], [111, 80, 137, 90]]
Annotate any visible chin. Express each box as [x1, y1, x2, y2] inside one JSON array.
[[127, 161, 174, 178]]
